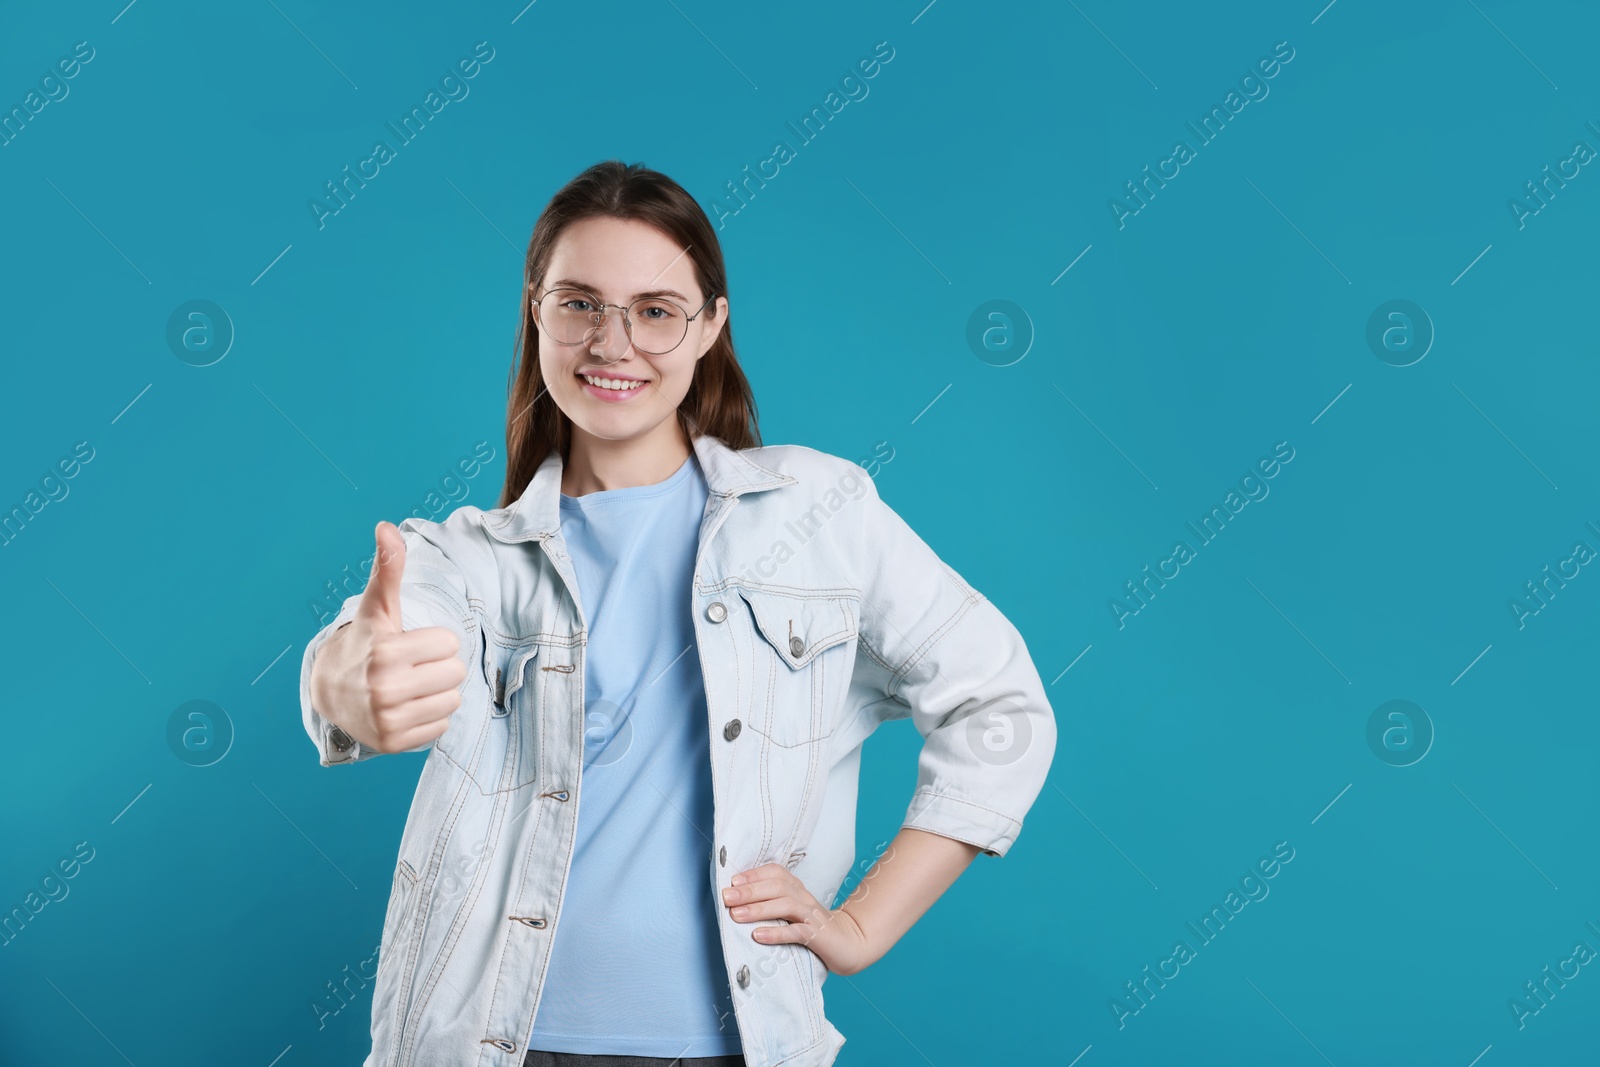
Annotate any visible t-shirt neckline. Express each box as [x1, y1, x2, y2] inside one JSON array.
[[559, 453, 697, 510]]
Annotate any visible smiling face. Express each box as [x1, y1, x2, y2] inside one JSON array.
[[534, 215, 727, 450]]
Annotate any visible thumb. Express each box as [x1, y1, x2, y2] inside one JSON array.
[[356, 520, 406, 632]]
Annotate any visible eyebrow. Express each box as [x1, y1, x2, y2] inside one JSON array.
[[548, 277, 695, 303]]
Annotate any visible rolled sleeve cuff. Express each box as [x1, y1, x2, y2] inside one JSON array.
[[317, 718, 364, 766], [902, 788, 1023, 858]]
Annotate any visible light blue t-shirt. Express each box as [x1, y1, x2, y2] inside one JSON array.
[[527, 451, 740, 1056]]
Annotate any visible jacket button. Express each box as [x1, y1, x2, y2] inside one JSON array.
[[706, 601, 727, 623], [718, 845, 727, 867], [723, 719, 741, 742], [328, 726, 355, 752], [736, 964, 751, 988], [789, 635, 805, 657]]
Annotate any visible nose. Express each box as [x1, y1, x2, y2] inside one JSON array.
[[587, 305, 633, 364]]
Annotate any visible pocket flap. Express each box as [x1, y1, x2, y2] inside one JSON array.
[[735, 585, 859, 670], [482, 633, 540, 709]]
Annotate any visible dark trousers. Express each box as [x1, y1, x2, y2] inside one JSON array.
[[522, 1052, 745, 1067]]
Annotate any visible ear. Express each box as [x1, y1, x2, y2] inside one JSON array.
[[696, 295, 729, 360]]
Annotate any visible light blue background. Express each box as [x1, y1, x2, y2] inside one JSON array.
[[1, 1, 1596, 1065]]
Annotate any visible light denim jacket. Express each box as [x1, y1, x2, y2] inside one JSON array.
[[298, 433, 1057, 1067]]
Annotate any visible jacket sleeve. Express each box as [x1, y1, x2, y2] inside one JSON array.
[[848, 464, 1057, 858], [299, 517, 476, 767]]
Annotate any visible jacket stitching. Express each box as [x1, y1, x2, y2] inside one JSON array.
[[428, 620, 496, 791], [765, 1028, 833, 1067], [481, 785, 542, 1064], [854, 630, 899, 679], [909, 787, 1024, 829], [882, 591, 984, 703], [791, 660, 825, 1041], [395, 754, 475, 1065], [704, 581, 752, 1048], [896, 587, 981, 676], [776, 655, 824, 861], [738, 592, 859, 682], [792, 937, 820, 1042], [726, 591, 742, 813], [413, 765, 481, 1051], [757, 617, 775, 864], [404, 783, 505, 1067], [477, 817, 514, 1065], [480, 616, 583, 644], [518, 653, 578, 1054], [725, 580, 863, 599], [496, 759, 553, 1056], [381, 860, 417, 1063]]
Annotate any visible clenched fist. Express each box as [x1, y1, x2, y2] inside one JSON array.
[[309, 521, 469, 754]]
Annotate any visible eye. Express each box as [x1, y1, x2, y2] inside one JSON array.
[[635, 301, 677, 321], [562, 298, 595, 312]]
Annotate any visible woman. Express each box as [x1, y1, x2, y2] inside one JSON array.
[[302, 160, 1056, 1067]]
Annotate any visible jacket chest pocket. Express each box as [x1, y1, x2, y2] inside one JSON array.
[[733, 583, 860, 749], [432, 623, 542, 794]]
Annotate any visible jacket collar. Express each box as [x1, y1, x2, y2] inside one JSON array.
[[480, 433, 797, 543]]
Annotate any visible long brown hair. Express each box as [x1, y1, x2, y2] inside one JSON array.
[[497, 160, 761, 509]]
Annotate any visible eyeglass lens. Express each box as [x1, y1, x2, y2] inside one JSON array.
[[537, 289, 692, 355]]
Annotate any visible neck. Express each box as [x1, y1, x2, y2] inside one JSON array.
[[562, 420, 691, 497]]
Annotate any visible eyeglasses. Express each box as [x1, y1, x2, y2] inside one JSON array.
[[532, 286, 716, 356]]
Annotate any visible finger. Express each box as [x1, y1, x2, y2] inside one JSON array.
[[370, 715, 453, 755], [369, 656, 469, 709], [730, 863, 785, 885], [725, 871, 795, 904], [375, 625, 463, 668], [726, 895, 801, 923], [355, 521, 406, 632], [375, 687, 464, 740], [749, 919, 811, 945]]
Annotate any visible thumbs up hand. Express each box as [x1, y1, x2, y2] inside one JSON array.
[[309, 521, 469, 754]]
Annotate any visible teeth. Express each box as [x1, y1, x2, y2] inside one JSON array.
[[581, 374, 644, 391]]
